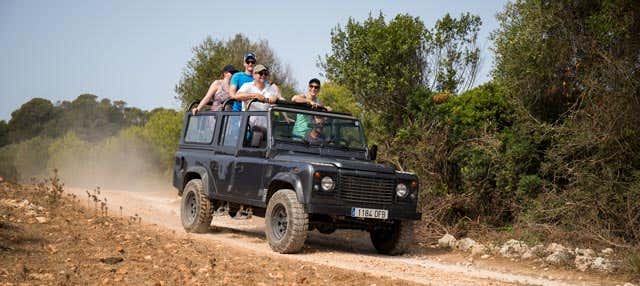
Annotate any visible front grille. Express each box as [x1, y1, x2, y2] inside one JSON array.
[[338, 173, 395, 205]]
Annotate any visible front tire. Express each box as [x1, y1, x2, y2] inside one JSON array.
[[265, 189, 308, 253], [370, 220, 414, 255], [180, 179, 213, 233]]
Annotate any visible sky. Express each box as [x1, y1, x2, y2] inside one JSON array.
[[0, 0, 509, 121]]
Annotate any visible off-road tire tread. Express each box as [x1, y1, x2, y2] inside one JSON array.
[[265, 189, 308, 254], [370, 220, 415, 255], [181, 179, 213, 233]]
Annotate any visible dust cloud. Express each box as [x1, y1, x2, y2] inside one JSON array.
[[42, 135, 173, 193]]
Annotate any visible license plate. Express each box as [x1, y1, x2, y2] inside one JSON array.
[[351, 207, 388, 219]]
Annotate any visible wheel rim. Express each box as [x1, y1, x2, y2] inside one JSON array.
[[183, 191, 197, 225], [270, 204, 288, 240]]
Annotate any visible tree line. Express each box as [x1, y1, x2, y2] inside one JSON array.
[[0, 94, 181, 188]]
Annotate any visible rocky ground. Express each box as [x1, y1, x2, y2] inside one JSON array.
[[435, 235, 623, 274], [0, 183, 416, 285]]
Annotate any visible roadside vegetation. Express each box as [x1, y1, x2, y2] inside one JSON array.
[[0, 0, 638, 277]]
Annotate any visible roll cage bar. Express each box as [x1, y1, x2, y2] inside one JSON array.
[[187, 99, 353, 117]]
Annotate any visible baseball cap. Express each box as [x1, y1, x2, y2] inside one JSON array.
[[222, 65, 238, 74], [253, 64, 268, 73], [243, 52, 256, 61]]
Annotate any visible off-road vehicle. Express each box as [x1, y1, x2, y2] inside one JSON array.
[[173, 99, 421, 254]]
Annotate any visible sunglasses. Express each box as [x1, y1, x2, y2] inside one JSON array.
[[257, 71, 270, 76], [245, 60, 256, 65], [309, 85, 320, 90]]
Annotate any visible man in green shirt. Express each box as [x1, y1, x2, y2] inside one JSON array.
[[291, 78, 330, 138]]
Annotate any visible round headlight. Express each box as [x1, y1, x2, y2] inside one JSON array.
[[320, 176, 335, 191], [396, 183, 408, 198]]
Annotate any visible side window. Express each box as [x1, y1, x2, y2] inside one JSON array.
[[220, 115, 242, 147], [243, 115, 268, 148], [185, 115, 216, 143]]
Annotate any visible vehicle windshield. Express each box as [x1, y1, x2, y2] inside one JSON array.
[[271, 109, 366, 150]]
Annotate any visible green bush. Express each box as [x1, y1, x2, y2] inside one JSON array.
[[47, 132, 90, 179], [0, 145, 18, 181], [141, 109, 183, 171], [13, 136, 53, 180]]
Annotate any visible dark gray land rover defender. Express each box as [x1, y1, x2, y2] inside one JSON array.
[[173, 100, 421, 254]]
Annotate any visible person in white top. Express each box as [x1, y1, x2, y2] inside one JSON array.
[[236, 64, 285, 128], [236, 64, 284, 111]]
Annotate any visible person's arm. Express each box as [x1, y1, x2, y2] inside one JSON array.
[[228, 74, 248, 101], [235, 91, 262, 101], [235, 83, 262, 101], [291, 93, 324, 108], [291, 94, 307, 103], [192, 80, 221, 115], [263, 84, 284, 104]]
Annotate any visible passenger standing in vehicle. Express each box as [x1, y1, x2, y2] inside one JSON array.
[[236, 65, 284, 110], [236, 64, 284, 128], [291, 78, 326, 108], [192, 65, 238, 114], [229, 52, 258, 111], [291, 78, 331, 138]]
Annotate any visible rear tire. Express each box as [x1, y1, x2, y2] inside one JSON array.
[[370, 220, 414, 255], [265, 189, 308, 253], [180, 179, 213, 233]]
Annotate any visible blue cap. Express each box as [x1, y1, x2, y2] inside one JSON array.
[[243, 52, 256, 61]]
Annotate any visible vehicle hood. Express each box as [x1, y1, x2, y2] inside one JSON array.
[[273, 154, 396, 174]]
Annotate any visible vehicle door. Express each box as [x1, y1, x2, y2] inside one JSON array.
[[214, 113, 243, 199], [181, 112, 218, 193], [230, 112, 268, 203]]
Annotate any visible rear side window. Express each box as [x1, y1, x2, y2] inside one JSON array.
[[185, 115, 216, 144], [243, 115, 268, 148], [220, 115, 242, 147]]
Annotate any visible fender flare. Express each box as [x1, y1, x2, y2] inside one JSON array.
[[269, 172, 304, 203], [183, 166, 211, 197]]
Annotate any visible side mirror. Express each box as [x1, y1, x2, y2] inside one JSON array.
[[369, 145, 378, 161]]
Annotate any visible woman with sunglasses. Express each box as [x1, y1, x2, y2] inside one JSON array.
[[192, 64, 237, 114]]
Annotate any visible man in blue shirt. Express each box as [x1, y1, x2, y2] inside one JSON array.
[[229, 52, 257, 111]]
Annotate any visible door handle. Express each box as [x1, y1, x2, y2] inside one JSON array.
[[235, 165, 244, 173]]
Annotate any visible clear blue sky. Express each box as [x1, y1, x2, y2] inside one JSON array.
[[0, 0, 508, 121]]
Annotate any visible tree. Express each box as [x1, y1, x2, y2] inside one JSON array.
[[175, 34, 297, 107], [322, 13, 428, 134], [428, 13, 482, 93], [0, 120, 8, 147], [492, 0, 640, 243], [7, 98, 56, 143], [322, 13, 482, 135], [40, 94, 143, 141], [141, 108, 183, 170], [317, 82, 362, 118]]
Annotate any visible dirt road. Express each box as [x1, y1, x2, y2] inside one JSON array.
[[67, 187, 623, 286]]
